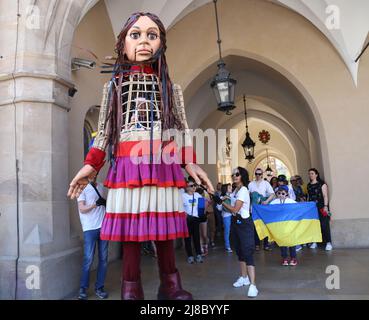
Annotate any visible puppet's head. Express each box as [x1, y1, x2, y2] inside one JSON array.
[[115, 12, 166, 64]]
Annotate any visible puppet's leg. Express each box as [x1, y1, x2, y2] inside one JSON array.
[[121, 242, 144, 300], [155, 240, 193, 300]]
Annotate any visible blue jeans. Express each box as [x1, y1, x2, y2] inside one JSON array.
[[223, 216, 232, 249], [280, 246, 296, 259], [80, 228, 109, 290]]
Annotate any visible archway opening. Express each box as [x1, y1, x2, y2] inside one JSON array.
[[255, 156, 291, 180]]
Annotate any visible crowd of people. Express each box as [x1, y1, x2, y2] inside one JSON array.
[[75, 166, 332, 300], [179, 167, 333, 298]]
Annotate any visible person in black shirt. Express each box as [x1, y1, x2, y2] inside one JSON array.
[[307, 168, 333, 251]]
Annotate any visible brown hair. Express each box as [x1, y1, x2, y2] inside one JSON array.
[[106, 12, 182, 153], [308, 168, 326, 184]]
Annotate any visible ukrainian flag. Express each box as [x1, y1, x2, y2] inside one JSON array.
[[252, 202, 322, 247]]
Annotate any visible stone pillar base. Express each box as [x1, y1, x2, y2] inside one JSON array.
[[0, 256, 17, 299], [14, 246, 82, 300]]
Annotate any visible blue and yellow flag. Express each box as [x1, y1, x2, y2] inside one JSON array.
[[252, 202, 322, 247]]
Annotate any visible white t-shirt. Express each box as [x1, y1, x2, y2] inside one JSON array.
[[248, 180, 275, 198], [77, 183, 106, 232], [182, 192, 202, 218], [270, 198, 297, 205], [230, 186, 250, 219], [288, 185, 296, 201], [216, 195, 232, 218]]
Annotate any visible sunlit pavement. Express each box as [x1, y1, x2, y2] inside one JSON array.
[[76, 244, 369, 300]]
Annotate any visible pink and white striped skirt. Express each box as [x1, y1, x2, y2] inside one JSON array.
[[100, 139, 189, 242]]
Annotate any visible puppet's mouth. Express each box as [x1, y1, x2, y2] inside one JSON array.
[[136, 48, 153, 54]]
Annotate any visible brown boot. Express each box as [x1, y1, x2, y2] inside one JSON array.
[[121, 280, 144, 300], [157, 270, 193, 300]]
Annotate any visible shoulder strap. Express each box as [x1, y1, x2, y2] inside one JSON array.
[[191, 194, 195, 216], [90, 182, 102, 198]]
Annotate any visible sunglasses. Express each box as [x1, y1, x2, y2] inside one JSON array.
[[188, 184, 196, 188], [232, 172, 240, 177], [255, 173, 263, 176], [277, 192, 287, 196]]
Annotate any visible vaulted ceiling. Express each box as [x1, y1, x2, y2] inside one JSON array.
[[80, 0, 368, 84]]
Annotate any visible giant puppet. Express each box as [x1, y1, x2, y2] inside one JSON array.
[[68, 12, 214, 300]]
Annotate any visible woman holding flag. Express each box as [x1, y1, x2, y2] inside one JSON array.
[[214, 167, 258, 298]]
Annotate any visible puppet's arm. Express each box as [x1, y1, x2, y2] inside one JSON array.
[[172, 83, 196, 167], [172, 84, 214, 193], [84, 81, 112, 172]]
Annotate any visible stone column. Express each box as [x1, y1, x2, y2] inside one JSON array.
[[0, 0, 93, 299]]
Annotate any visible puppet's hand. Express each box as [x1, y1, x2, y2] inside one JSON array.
[[67, 165, 97, 199], [184, 163, 215, 194], [213, 195, 223, 205]]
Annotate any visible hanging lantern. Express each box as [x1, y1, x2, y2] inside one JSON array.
[[210, 0, 237, 114], [241, 95, 255, 162], [266, 164, 273, 176], [211, 61, 237, 113], [242, 131, 256, 162], [265, 148, 273, 176]]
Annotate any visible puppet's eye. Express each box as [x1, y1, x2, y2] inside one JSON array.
[[130, 32, 140, 40], [147, 32, 158, 40]]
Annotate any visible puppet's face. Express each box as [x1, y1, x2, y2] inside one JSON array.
[[124, 16, 161, 62]]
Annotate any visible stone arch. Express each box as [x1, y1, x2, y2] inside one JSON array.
[[183, 52, 326, 181]]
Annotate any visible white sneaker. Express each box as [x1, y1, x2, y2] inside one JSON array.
[[309, 242, 317, 249], [247, 284, 259, 298], [233, 276, 250, 287], [325, 242, 333, 251]]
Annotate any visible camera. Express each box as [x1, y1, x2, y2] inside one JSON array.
[[71, 58, 96, 70]]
